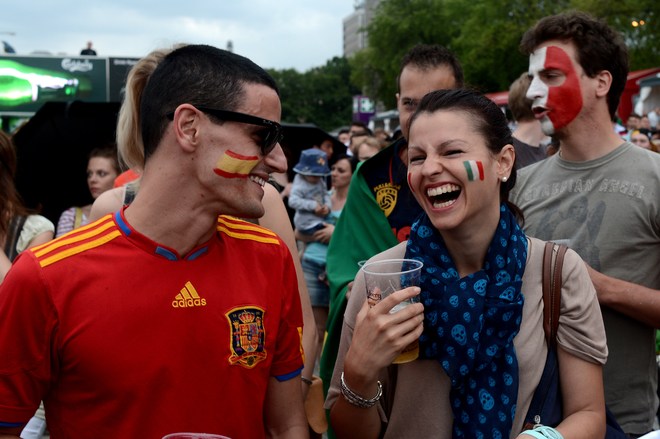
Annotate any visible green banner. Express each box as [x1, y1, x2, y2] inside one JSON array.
[[0, 55, 109, 114]]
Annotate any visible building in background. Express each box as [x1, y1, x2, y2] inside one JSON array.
[[343, 0, 381, 58]]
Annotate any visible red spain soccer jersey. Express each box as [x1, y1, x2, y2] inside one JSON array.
[[0, 210, 303, 438]]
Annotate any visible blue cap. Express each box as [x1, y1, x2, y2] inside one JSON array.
[[293, 148, 331, 176]]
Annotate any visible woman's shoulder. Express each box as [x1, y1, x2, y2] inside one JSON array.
[[16, 215, 55, 253], [523, 236, 606, 363], [24, 214, 55, 233], [368, 241, 408, 263], [89, 186, 127, 222], [525, 236, 586, 273], [58, 206, 76, 215]]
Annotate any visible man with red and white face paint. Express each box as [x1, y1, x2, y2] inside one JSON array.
[[527, 44, 583, 136], [511, 12, 660, 437]]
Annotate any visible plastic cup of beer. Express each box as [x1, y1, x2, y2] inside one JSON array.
[[162, 434, 231, 439], [361, 258, 423, 364]]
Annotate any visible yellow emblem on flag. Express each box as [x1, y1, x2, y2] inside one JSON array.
[[375, 183, 399, 218]]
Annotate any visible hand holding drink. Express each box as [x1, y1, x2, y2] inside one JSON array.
[[362, 259, 423, 364]]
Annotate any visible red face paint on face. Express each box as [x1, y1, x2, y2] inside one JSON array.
[[407, 172, 415, 193], [545, 46, 582, 130]]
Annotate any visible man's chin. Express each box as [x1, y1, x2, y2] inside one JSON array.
[[541, 118, 556, 136], [234, 206, 265, 221]]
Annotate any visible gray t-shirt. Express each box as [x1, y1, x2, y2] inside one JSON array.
[[512, 137, 550, 170], [511, 142, 660, 434]]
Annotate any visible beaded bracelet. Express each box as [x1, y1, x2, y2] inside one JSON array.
[[520, 426, 564, 439], [339, 372, 382, 408]]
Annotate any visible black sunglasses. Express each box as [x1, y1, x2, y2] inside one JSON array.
[[166, 106, 283, 156]]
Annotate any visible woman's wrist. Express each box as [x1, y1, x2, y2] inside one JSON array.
[[518, 426, 564, 439], [341, 357, 382, 397], [340, 372, 382, 408]]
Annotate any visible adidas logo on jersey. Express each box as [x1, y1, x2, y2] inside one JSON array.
[[172, 281, 207, 308]]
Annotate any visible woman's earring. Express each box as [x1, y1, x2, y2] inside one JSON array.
[[501, 176, 508, 182]]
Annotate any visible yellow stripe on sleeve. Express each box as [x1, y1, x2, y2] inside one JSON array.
[[217, 216, 278, 237], [39, 230, 122, 267], [216, 224, 280, 245], [34, 219, 116, 258]]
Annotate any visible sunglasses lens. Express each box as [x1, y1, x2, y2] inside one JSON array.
[[262, 126, 281, 156]]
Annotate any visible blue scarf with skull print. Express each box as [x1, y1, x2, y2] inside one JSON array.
[[404, 204, 527, 439]]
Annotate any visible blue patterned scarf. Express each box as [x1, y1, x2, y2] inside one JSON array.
[[404, 204, 527, 439]]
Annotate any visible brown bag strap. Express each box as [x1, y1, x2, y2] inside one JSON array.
[[542, 241, 568, 348]]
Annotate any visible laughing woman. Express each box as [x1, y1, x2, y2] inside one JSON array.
[[326, 89, 608, 439]]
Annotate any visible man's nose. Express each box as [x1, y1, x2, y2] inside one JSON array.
[[265, 143, 288, 174]]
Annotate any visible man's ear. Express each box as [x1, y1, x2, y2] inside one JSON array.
[[171, 104, 201, 153], [497, 144, 515, 180], [595, 70, 612, 98]]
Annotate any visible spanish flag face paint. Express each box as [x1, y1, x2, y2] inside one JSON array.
[[463, 160, 484, 181], [527, 45, 583, 135], [214, 150, 259, 178]]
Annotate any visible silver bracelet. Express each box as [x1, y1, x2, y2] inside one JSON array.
[[339, 372, 382, 408]]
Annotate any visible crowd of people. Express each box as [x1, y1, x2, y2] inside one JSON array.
[[0, 9, 658, 439]]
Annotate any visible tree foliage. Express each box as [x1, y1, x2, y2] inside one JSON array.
[[352, 0, 659, 106], [268, 57, 361, 131], [350, 0, 455, 109], [267, 0, 657, 129]]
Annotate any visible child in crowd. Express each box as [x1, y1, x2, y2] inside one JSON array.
[[288, 148, 331, 235]]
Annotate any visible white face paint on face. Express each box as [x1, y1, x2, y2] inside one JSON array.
[[527, 48, 553, 135]]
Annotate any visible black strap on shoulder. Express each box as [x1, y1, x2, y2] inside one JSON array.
[[4, 215, 27, 262]]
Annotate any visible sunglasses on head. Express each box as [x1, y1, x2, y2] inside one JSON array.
[[166, 106, 283, 156]]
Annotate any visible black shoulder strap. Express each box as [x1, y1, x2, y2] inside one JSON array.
[[4, 215, 27, 262]]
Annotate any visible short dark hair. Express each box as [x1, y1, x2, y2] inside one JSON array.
[[140, 44, 279, 160], [89, 144, 120, 174], [520, 11, 628, 120], [332, 153, 359, 174], [508, 72, 535, 122], [409, 88, 522, 222], [396, 44, 464, 92]]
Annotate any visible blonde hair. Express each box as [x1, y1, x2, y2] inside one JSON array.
[[116, 44, 186, 172]]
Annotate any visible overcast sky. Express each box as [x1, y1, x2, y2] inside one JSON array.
[[1, 1, 356, 71]]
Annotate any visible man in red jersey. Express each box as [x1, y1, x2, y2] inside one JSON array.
[[0, 45, 307, 439]]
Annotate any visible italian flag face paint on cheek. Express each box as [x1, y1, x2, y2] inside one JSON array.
[[463, 160, 485, 181], [214, 150, 259, 178], [544, 46, 583, 131]]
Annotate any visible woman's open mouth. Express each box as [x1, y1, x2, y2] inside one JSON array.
[[427, 184, 460, 209]]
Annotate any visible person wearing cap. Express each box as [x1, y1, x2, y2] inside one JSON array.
[[288, 148, 332, 236]]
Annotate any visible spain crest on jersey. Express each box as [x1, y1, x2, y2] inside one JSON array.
[[226, 306, 267, 368]]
